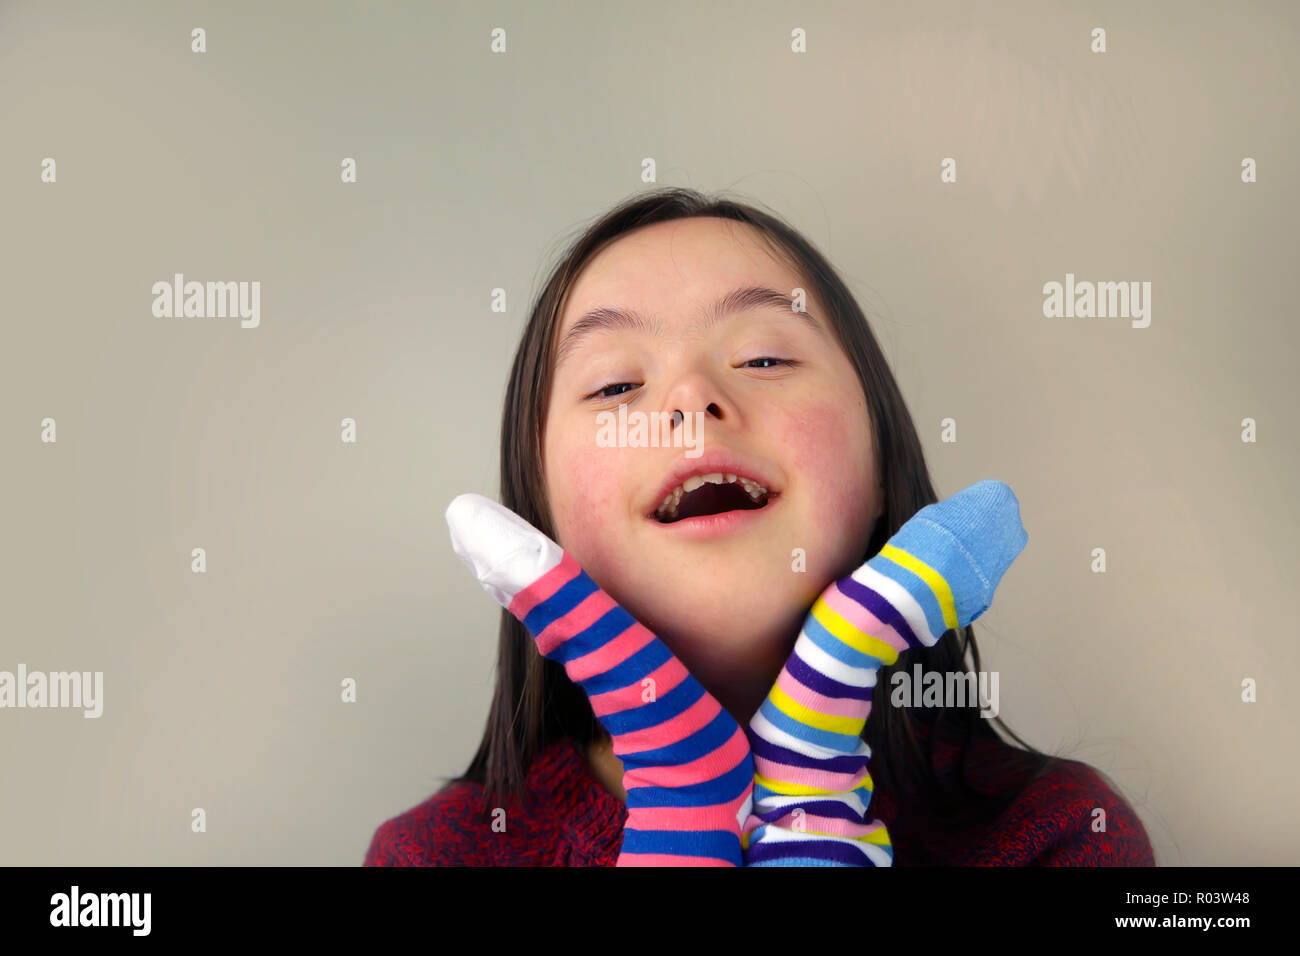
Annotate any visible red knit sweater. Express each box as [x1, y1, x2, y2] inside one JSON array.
[[363, 718, 1156, 866]]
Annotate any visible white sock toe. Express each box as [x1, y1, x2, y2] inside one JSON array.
[[445, 493, 565, 609]]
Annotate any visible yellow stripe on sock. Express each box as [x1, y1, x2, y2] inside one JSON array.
[[878, 542, 958, 632], [768, 682, 866, 737], [755, 770, 874, 797], [749, 825, 892, 850], [794, 827, 890, 845], [863, 828, 892, 846], [810, 596, 899, 667]]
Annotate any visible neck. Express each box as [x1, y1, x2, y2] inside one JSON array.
[[584, 734, 628, 803], [583, 641, 791, 804]]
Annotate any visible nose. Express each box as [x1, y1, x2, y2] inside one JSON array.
[[671, 403, 723, 429], [665, 368, 729, 428]]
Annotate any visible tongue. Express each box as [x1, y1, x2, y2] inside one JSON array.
[[672, 482, 763, 521]]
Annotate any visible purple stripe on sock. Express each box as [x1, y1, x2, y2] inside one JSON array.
[[786, 651, 874, 702], [749, 734, 866, 774], [836, 574, 924, 648]]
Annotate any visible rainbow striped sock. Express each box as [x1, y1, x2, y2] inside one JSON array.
[[445, 493, 754, 866], [743, 479, 1028, 866]]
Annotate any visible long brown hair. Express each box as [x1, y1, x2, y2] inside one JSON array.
[[449, 186, 1074, 837]]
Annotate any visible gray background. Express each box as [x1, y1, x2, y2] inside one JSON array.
[[1, 0, 1296, 865]]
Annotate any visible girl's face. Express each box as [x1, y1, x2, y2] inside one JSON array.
[[542, 216, 882, 721]]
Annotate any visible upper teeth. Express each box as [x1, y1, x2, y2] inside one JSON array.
[[655, 472, 769, 520]]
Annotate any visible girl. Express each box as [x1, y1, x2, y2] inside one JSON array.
[[364, 187, 1155, 866]]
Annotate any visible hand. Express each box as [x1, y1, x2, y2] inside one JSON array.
[[445, 493, 754, 866], [743, 478, 1029, 865]]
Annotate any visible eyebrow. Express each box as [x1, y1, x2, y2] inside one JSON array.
[[554, 285, 824, 370]]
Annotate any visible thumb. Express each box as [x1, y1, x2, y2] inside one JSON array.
[[445, 493, 564, 611]]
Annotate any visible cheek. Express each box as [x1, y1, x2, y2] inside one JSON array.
[[775, 398, 875, 551], [546, 438, 626, 562]]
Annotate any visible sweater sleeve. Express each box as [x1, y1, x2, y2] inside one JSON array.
[[1027, 763, 1156, 866], [362, 783, 497, 866], [364, 817, 417, 866]]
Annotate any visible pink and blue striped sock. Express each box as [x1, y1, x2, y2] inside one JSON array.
[[743, 479, 1029, 866], [445, 493, 754, 866]]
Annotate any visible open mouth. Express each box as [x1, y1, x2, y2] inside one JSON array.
[[652, 473, 773, 524]]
